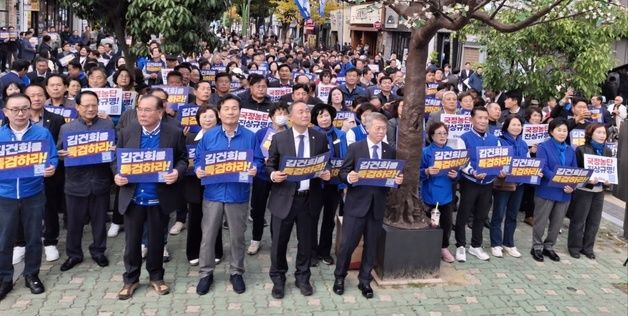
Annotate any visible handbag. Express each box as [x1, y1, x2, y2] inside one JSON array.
[[493, 177, 517, 192]]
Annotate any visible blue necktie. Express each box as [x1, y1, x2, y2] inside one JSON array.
[[297, 135, 305, 158], [372, 145, 379, 159]]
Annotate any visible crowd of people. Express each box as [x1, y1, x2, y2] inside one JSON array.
[[0, 29, 626, 303]]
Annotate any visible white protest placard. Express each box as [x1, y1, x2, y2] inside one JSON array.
[[267, 87, 292, 103], [82, 88, 123, 115], [441, 114, 472, 139], [317, 84, 336, 101], [583, 154, 618, 184], [522, 124, 549, 146]]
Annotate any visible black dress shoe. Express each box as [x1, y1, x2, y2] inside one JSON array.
[[295, 280, 314, 296], [271, 282, 285, 299], [358, 282, 374, 299], [530, 249, 544, 262], [0, 281, 13, 301], [332, 278, 344, 295], [196, 275, 213, 295], [24, 275, 45, 294], [569, 250, 581, 259], [93, 255, 109, 267], [60, 257, 83, 271], [542, 249, 560, 262], [580, 250, 596, 260]]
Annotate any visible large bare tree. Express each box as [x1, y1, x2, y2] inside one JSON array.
[[370, 0, 619, 229]]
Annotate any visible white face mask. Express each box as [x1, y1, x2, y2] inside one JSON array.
[[274, 115, 288, 126]]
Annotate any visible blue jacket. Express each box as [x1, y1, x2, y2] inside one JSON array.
[[0, 123, 59, 199], [420, 143, 457, 205], [337, 61, 355, 77], [339, 84, 367, 108], [350, 124, 368, 143], [314, 126, 348, 190], [254, 126, 278, 182], [460, 129, 500, 184], [467, 72, 483, 92], [194, 125, 263, 203], [535, 138, 577, 202]]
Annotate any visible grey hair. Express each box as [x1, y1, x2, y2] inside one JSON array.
[[364, 112, 388, 129]]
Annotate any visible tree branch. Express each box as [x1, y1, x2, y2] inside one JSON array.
[[470, 0, 568, 33], [489, 0, 507, 19]]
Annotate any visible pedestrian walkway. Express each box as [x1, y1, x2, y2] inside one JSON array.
[[1, 201, 626, 315]]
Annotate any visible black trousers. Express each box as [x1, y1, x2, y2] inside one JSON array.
[[312, 184, 341, 258], [334, 201, 382, 284], [65, 193, 108, 260], [567, 190, 604, 254], [269, 194, 312, 285], [426, 202, 454, 248], [186, 202, 223, 261], [455, 178, 492, 248], [111, 186, 124, 225], [43, 171, 66, 246], [520, 184, 536, 218], [123, 203, 168, 284], [250, 177, 272, 241]]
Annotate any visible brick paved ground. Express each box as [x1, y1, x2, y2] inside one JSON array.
[[0, 195, 626, 315]]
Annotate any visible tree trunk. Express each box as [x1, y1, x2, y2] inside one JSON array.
[[384, 23, 439, 230]]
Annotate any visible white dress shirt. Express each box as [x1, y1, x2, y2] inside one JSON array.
[[293, 128, 310, 191]]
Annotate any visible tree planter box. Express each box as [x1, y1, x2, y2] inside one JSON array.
[[374, 224, 442, 281]]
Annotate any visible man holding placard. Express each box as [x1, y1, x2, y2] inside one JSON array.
[[57, 91, 114, 271], [333, 112, 403, 299], [456, 107, 504, 262], [113, 95, 187, 300], [266, 101, 331, 299], [0, 94, 58, 301], [194, 95, 261, 295]]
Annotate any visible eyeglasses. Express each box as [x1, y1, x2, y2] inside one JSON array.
[[5, 107, 31, 115], [433, 132, 449, 136]]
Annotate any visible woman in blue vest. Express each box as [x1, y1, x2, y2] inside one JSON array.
[[568, 123, 611, 259], [490, 115, 531, 259], [531, 118, 577, 262], [420, 121, 459, 263], [310, 103, 348, 265]]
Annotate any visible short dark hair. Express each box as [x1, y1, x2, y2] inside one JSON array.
[[217, 94, 241, 111], [269, 103, 289, 117], [4, 93, 31, 107], [248, 74, 268, 87], [524, 106, 543, 123], [215, 72, 231, 82], [501, 115, 524, 135], [75, 90, 99, 105], [67, 60, 82, 71], [195, 105, 220, 127], [345, 68, 359, 76], [113, 66, 135, 88], [166, 70, 183, 81], [292, 83, 310, 94], [379, 76, 393, 84], [139, 94, 164, 110], [278, 64, 291, 72], [147, 87, 169, 99], [427, 121, 448, 143], [548, 118, 568, 134], [45, 74, 68, 86], [355, 102, 378, 122], [88, 67, 107, 77], [470, 106, 488, 117], [505, 91, 522, 105], [11, 59, 30, 72]]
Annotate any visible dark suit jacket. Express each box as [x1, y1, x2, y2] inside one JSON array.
[[266, 127, 329, 220], [114, 121, 188, 215], [459, 69, 474, 84], [27, 71, 52, 85], [42, 109, 65, 143], [339, 140, 396, 220]]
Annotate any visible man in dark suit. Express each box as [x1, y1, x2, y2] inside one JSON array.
[[333, 112, 403, 299], [266, 101, 331, 299], [26, 57, 52, 85], [113, 95, 188, 300], [459, 62, 474, 91], [0, 59, 29, 102]]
